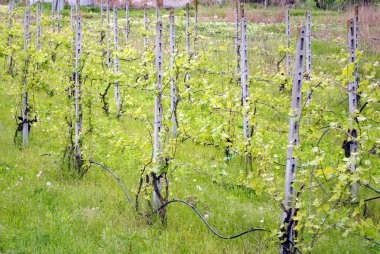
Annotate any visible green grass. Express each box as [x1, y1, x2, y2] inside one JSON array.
[[0, 4, 379, 254]]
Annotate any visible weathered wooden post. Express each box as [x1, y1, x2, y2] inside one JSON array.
[[107, 2, 111, 68], [235, 0, 240, 75], [37, 0, 42, 51], [74, 2, 83, 170], [305, 11, 312, 105], [194, 0, 198, 56], [281, 26, 306, 254], [240, 0, 252, 171], [7, 0, 14, 75], [346, 19, 359, 200], [354, 6, 359, 52], [305, 11, 311, 76], [185, 3, 191, 83], [240, 1, 249, 140], [100, 0, 103, 23], [153, 21, 164, 209], [71, 5, 75, 32], [170, 9, 177, 135], [22, 0, 31, 147], [125, 0, 130, 45], [144, 5, 148, 52], [114, 6, 121, 115], [286, 6, 291, 77]]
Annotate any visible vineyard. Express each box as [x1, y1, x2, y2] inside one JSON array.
[[0, 1, 379, 253]]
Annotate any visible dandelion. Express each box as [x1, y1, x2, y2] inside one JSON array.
[[37, 171, 43, 177], [196, 185, 202, 191], [47, 182, 52, 186]]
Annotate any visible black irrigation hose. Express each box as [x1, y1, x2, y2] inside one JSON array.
[[89, 159, 134, 207], [154, 199, 266, 239], [89, 160, 266, 239]]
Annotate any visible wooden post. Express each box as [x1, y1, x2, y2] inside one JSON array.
[[107, 2, 111, 68], [194, 0, 198, 57], [144, 6, 148, 52], [71, 5, 75, 32], [240, 1, 249, 140], [347, 19, 359, 200], [57, 0, 61, 31], [8, 0, 14, 75], [281, 26, 306, 254], [185, 3, 191, 82], [125, 1, 130, 45], [305, 11, 311, 76], [305, 11, 312, 105], [286, 6, 291, 77], [37, 0, 42, 51], [22, 0, 31, 147], [74, 3, 83, 170], [170, 9, 177, 135], [101, 0, 103, 25], [114, 6, 121, 115], [153, 21, 164, 209], [235, 0, 240, 75], [354, 6, 359, 52]]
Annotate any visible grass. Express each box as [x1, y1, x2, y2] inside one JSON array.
[[0, 3, 379, 254]]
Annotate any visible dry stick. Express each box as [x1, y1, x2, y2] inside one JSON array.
[[74, 3, 83, 171], [281, 26, 306, 254], [285, 6, 291, 77], [153, 21, 164, 209], [347, 19, 359, 200], [113, 6, 121, 116], [170, 10, 177, 135], [22, 1, 31, 147]]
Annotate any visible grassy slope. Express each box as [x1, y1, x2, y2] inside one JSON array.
[[0, 3, 379, 254]]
